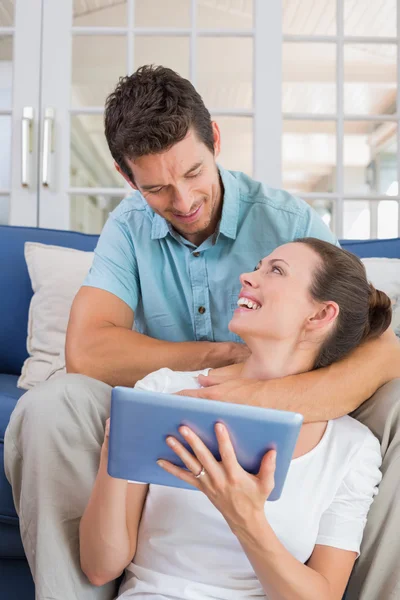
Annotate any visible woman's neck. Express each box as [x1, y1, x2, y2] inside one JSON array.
[[240, 338, 316, 381]]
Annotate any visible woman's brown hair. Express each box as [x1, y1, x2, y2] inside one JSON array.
[[295, 238, 392, 369]]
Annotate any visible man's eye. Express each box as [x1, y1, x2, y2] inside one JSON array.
[[149, 187, 163, 194], [187, 170, 202, 179]]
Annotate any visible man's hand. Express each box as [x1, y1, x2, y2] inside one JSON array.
[[177, 377, 268, 407]]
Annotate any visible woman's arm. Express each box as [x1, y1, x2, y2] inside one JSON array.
[[79, 420, 149, 586], [234, 515, 356, 600]]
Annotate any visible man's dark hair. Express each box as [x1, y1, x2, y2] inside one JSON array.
[[104, 65, 215, 180]]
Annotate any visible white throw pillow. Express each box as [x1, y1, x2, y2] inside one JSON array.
[[18, 242, 94, 390], [362, 257, 400, 338]]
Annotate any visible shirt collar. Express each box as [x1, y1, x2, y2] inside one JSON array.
[[217, 165, 239, 240], [151, 211, 170, 240], [150, 165, 240, 241]]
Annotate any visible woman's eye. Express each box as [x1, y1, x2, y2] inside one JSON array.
[[272, 266, 282, 275]]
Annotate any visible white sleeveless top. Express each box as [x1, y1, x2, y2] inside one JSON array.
[[118, 368, 382, 600]]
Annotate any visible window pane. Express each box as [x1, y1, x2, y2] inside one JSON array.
[[283, 0, 335, 35], [0, 116, 11, 189], [70, 115, 125, 188], [283, 44, 336, 114], [0, 1, 14, 27], [70, 194, 124, 234], [378, 200, 399, 238], [198, 0, 253, 29], [344, 0, 396, 37], [0, 35, 13, 110], [72, 36, 126, 106], [0, 195, 9, 225], [197, 38, 253, 110], [343, 200, 370, 239], [283, 121, 336, 193], [306, 199, 334, 232], [73, 0, 127, 27], [134, 36, 190, 79], [344, 121, 397, 194], [135, 0, 190, 28], [216, 116, 253, 176], [344, 44, 396, 115]]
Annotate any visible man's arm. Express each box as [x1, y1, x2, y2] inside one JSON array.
[[179, 329, 400, 422], [66, 286, 249, 388]]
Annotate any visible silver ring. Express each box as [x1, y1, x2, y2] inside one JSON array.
[[195, 466, 206, 479]]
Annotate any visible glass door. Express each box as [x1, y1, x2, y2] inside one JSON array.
[[5, 0, 42, 226], [37, 0, 280, 232]]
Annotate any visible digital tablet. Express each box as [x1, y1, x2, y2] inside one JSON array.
[[108, 386, 303, 501]]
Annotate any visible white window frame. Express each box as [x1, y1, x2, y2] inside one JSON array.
[[282, 0, 400, 239]]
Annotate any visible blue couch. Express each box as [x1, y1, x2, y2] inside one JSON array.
[[1, 224, 400, 599]]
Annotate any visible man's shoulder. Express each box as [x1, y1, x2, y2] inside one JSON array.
[[232, 170, 308, 217]]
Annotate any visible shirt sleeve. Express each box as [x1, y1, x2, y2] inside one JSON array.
[[316, 432, 382, 556], [298, 203, 341, 248], [134, 368, 173, 393], [83, 214, 140, 313]]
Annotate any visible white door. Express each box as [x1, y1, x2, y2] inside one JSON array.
[[37, 0, 280, 232], [2, 0, 43, 226]]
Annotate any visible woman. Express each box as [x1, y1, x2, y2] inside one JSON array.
[[80, 238, 391, 600]]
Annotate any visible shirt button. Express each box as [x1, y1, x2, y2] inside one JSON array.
[[198, 306, 206, 314], [193, 251, 200, 257]]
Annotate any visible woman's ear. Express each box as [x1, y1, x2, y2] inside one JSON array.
[[306, 301, 339, 333]]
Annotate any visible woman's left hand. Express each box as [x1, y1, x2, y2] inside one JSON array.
[[157, 423, 276, 531]]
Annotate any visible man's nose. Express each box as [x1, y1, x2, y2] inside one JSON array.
[[172, 185, 194, 214]]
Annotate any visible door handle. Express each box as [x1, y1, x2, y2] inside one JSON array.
[[42, 108, 55, 187], [21, 107, 34, 187]]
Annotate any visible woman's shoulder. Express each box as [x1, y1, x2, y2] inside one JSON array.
[[135, 367, 211, 394]]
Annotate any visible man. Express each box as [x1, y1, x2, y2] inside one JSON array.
[[5, 65, 400, 600]]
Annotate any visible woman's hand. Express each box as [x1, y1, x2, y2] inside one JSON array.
[[157, 423, 276, 532]]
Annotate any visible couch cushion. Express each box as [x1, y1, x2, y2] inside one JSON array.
[[0, 375, 25, 558], [0, 558, 35, 599], [0, 225, 98, 376], [0, 375, 25, 440]]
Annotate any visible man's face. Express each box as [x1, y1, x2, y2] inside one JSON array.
[[117, 124, 222, 245]]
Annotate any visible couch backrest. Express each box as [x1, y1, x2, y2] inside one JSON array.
[[0, 226, 98, 375], [1, 225, 400, 375], [340, 237, 400, 259]]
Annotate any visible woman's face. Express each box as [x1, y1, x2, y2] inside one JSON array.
[[229, 242, 323, 343]]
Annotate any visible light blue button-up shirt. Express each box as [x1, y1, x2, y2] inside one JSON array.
[[84, 166, 337, 344]]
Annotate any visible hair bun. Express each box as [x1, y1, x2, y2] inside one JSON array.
[[364, 284, 392, 340]]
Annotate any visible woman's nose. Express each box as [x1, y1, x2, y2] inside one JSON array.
[[240, 271, 258, 288]]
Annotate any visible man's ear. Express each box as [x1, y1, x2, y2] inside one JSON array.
[[114, 161, 137, 190], [211, 121, 221, 159], [306, 301, 339, 333]]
